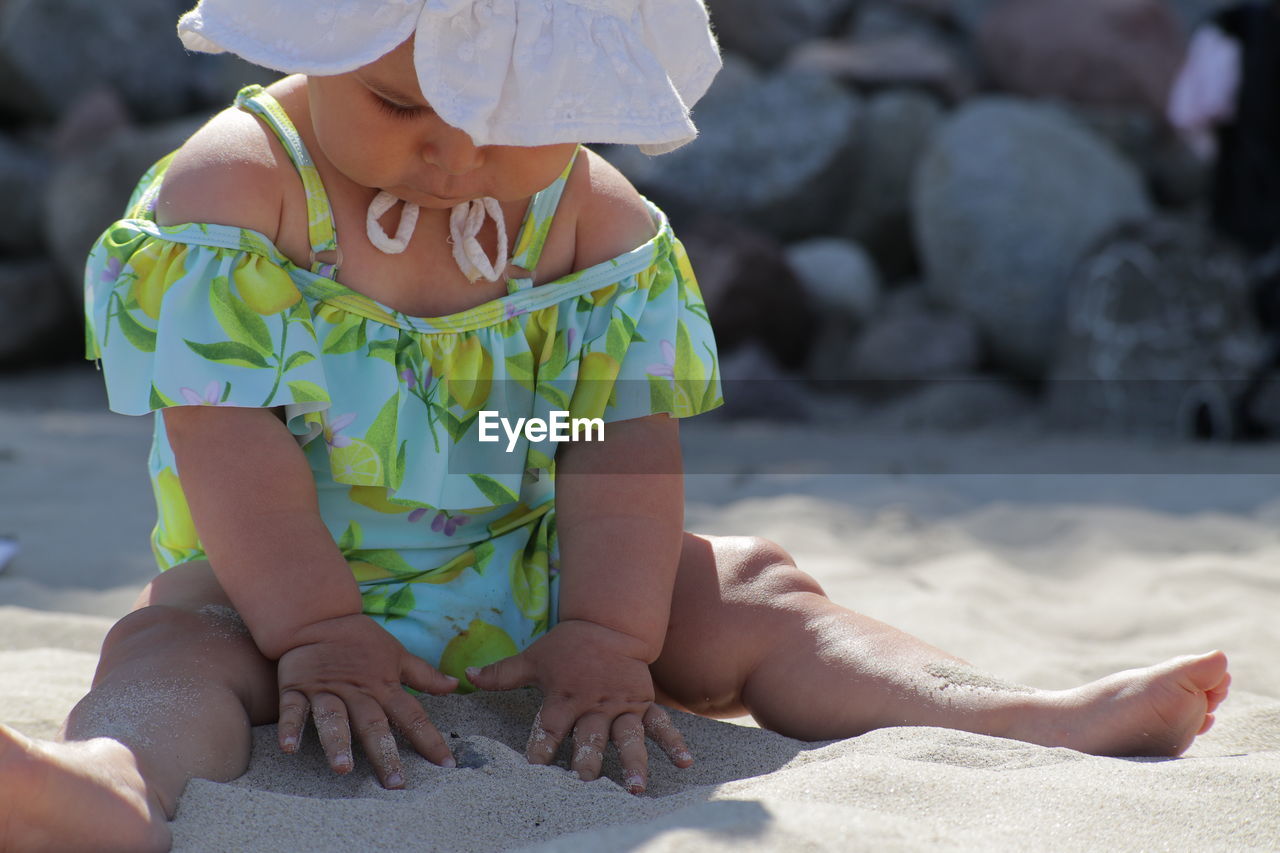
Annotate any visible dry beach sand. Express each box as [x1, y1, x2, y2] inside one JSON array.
[[2, 365, 1278, 851]]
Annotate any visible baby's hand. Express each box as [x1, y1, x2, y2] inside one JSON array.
[[275, 613, 459, 788], [467, 619, 693, 794]]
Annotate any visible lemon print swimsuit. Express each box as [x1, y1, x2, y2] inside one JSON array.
[[83, 84, 723, 681]]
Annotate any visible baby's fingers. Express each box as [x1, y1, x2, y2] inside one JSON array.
[[526, 702, 574, 765], [612, 712, 648, 795], [347, 694, 406, 789], [278, 689, 310, 753], [643, 705, 693, 768], [311, 692, 354, 774], [385, 689, 456, 769], [570, 713, 609, 782]]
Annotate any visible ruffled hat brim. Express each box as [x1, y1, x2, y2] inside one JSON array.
[[177, 0, 721, 154]]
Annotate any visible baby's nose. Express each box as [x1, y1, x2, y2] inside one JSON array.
[[423, 126, 484, 175]]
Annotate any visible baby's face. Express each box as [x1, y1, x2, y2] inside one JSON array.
[[306, 35, 577, 208]]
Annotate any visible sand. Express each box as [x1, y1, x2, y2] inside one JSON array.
[[2, 364, 1278, 851]]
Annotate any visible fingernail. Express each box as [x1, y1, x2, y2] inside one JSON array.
[[625, 773, 645, 793], [440, 756, 457, 768], [386, 772, 404, 788], [676, 750, 693, 764], [282, 735, 298, 751], [336, 752, 352, 769], [465, 667, 480, 679]]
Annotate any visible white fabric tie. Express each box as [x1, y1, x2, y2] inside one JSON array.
[[448, 196, 508, 282], [366, 191, 420, 253]]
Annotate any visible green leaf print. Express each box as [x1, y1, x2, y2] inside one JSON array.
[[605, 316, 629, 363], [365, 584, 416, 620], [323, 315, 364, 355], [537, 382, 570, 411], [469, 473, 520, 506], [209, 275, 272, 356], [648, 260, 675, 302], [338, 521, 363, 551], [116, 307, 157, 353], [674, 320, 706, 390], [648, 374, 674, 413], [394, 440, 407, 487], [149, 384, 179, 409], [184, 339, 269, 368], [472, 539, 496, 575], [283, 350, 315, 372], [367, 338, 397, 363], [701, 341, 722, 411], [505, 350, 536, 389], [285, 380, 329, 403], [349, 548, 418, 576], [365, 394, 400, 479]]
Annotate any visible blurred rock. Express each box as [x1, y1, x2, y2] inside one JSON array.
[[1247, 371, 1280, 436], [0, 261, 69, 365], [48, 87, 131, 160], [1166, 0, 1235, 29], [789, 36, 976, 103], [785, 237, 882, 325], [842, 89, 943, 279], [614, 61, 862, 240], [872, 377, 1034, 430], [978, 0, 1185, 114], [914, 97, 1152, 378], [851, 1, 955, 39], [705, 0, 858, 66], [712, 343, 816, 422], [949, 0, 1000, 31], [44, 117, 205, 293], [0, 133, 50, 256], [678, 216, 818, 371], [1073, 106, 1211, 209], [1047, 217, 1269, 440], [846, 284, 983, 381], [0, 0, 204, 121]]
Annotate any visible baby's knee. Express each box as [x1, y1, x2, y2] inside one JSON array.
[[102, 602, 250, 659], [718, 535, 825, 600]]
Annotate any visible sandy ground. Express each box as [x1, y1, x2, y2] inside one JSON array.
[[2, 363, 1278, 851]]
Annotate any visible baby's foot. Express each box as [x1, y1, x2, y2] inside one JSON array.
[[1018, 651, 1230, 757], [0, 723, 170, 853]]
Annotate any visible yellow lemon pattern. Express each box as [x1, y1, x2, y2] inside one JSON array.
[[83, 83, 722, 671]]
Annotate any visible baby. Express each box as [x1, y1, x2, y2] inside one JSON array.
[[0, 2, 1231, 851]]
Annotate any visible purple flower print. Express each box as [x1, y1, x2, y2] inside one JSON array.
[[645, 339, 676, 383], [504, 302, 528, 320], [400, 368, 416, 389], [323, 412, 357, 448], [565, 327, 577, 352], [409, 509, 471, 536], [179, 380, 232, 406], [100, 256, 123, 284]]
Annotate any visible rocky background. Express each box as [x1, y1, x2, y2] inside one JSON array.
[[2, 0, 1273, 441]]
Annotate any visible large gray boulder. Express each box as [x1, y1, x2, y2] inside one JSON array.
[[44, 117, 206, 294], [610, 59, 863, 240], [0, 0, 241, 121], [0, 133, 50, 256], [0, 261, 69, 366], [705, 0, 858, 66], [1047, 218, 1270, 440], [913, 97, 1152, 378], [841, 89, 943, 279]]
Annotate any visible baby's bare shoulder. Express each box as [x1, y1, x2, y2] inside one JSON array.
[[570, 147, 660, 272], [155, 105, 286, 240]]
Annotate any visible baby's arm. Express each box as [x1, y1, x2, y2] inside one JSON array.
[[154, 132, 458, 784]]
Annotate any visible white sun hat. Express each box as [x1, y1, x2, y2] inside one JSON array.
[[176, 0, 723, 156]]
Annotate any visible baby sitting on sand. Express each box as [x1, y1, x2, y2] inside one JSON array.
[[0, 2, 1230, 851]]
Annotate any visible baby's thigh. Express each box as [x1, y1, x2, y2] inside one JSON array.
[[98, 560, 277, 722]]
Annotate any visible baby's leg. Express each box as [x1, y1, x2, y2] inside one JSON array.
[[651, 534, 1231, 756], [0, 561, 277, 853]]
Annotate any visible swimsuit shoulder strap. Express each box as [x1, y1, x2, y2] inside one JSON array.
[[234, 84, 342, 278], [509, 143, 583, 279]]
